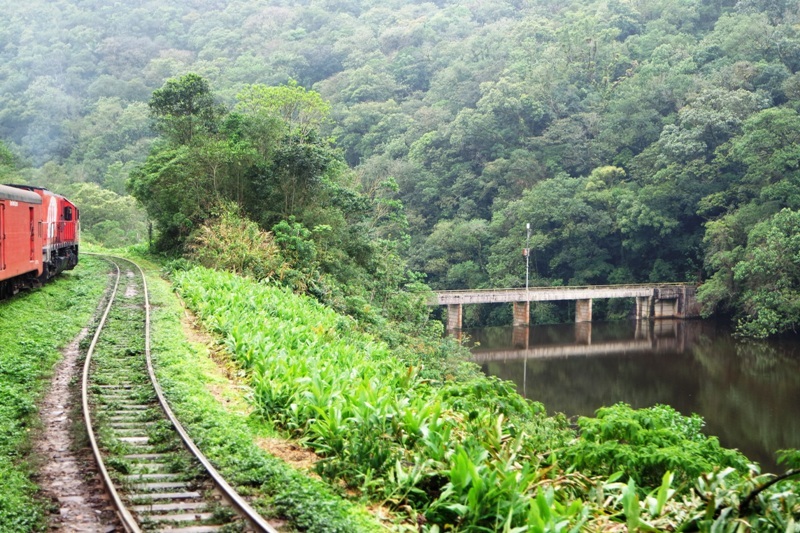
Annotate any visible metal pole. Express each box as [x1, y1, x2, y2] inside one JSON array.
[[525, 223, 531, 292]]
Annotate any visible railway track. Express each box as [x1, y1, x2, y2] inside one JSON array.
[[82, 256, 278, 532]]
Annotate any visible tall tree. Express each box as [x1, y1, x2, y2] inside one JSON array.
[[148, 73, 224, 145]]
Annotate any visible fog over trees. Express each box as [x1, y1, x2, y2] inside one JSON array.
[[2, 0, 800, 334]]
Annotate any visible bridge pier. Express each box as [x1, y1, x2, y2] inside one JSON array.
[[447, 303, 462, 330], [635, 296, 652, 320], [575, 322, 592, 344], [575, 299, 592, 322], [512, 301, 530, 326]]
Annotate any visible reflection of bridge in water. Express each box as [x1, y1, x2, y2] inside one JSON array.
[[469, 320, 693, 363]]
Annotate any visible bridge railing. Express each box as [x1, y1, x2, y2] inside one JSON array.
[[431, 282, 698, 306], [434, 282, 694, 295]]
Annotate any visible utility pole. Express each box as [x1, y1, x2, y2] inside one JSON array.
[[525, 223, 531, 292], [524, 222, 531, 397]]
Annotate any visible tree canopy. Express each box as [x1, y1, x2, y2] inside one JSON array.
[[1, 0, 799, 332]]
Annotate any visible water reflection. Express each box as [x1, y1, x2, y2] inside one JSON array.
[[467, 320, 800, 473]]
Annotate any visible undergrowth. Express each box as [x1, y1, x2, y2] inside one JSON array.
[[138, 256, 381, 532], [562, 403, 750, 489], [172, 266, 800, 531], [173, 267, 576, 529], [0, 257, 108, 532]]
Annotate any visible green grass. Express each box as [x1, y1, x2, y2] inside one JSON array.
[[137, 256, 383, 532], [0, 257, 108, 533]]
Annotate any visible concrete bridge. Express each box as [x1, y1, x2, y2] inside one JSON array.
[[432, 284, 700, 330]]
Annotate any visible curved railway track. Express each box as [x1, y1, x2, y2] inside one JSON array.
[[81, 256, 278, 533]]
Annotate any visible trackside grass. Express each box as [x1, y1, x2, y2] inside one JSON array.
[[139, 258, 382, 532], [0, 257, 108, 532]]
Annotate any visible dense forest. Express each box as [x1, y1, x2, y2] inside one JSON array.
[[2, 0, 800, 335]]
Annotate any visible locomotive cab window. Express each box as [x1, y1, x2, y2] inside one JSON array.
[[64, 206, 73, 221]]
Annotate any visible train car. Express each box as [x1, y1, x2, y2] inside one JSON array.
[[25, 185, 80, 279], [0, 184, 79, 298]]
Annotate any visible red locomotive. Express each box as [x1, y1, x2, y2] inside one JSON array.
[[0, 184, 79, 298]]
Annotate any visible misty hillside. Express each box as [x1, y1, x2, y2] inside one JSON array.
[[2, 0, 800, 332]]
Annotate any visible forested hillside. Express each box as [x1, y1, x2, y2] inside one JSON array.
[[2, 0, 800, 334]]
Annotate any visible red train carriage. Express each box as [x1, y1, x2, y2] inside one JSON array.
[[0, 184, 79, 298]]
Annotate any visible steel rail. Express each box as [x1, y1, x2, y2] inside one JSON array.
[[130, 257, 279, 533], [81, 257, 141, 532], [82, 254, 278, 531]]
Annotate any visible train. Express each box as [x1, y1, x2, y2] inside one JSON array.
[[0, 184, 80, 298]]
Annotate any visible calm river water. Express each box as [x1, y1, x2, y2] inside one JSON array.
[[464, 319, 800, 473]]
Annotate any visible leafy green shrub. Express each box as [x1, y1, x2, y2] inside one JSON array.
[[561, 403, 750, 490], [777, 449, 800, 470], [674, 464, 800, 532], [439, 376, 545, 421], [187, 204, 287, 282]]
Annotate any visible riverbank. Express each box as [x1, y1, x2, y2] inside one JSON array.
[[468, 321, 800, 473], [170, 264, 799, 531]]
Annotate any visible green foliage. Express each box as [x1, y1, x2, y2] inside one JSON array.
[[0, 140, 17, 180], [175, 267, 579, 530], [129, 74, 437, 347], [562, 403, 750, 489], [257, 131, 343, 219], [63, 182, 147, 247], [777, 449, 800, 470], [270, 216, 319, 290], [164, 258, 797, 532], [187, 204, 287, 282], [128, 144, 211, 249], [173, 266, 797, 530], [733, 209, 800, 337], [684, 466, 800, 532], [594, 463, 800, 532], [132, 75, 347, 248], [0, 257, 108, 532], [486, 174, 621, 291], [149, 73, 225, 145], [412, 218, 491, 290], [235, 80, 331, 137], [135, 256, 379, 532]]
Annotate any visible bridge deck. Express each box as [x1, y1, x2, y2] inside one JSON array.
[[433, 283, 691, 305]]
